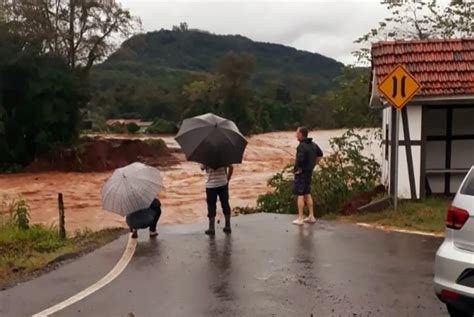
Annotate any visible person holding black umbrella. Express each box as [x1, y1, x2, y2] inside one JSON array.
[[201, 164, 234, 235], [175, 113, 247, 235]]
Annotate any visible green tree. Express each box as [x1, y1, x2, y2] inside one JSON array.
[[217, 51, 257, 134], [437, 1, 474, 38], [1, 0, 141, 73], [260, 82, 296, 130], [172, 22, 189, 32], [332, 67, 379, 128], [181, 52, 258, 134], [353, 0, 474, 64], [181, 74, 222, 118], [146, 118, 177, 134], [0, 24, 85, 169], [112, 83, 139, 118], [303, 93, 336, 129], [126, 122, 139, 134]]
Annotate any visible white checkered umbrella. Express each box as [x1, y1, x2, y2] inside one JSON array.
[[101, 162, 163, 216]]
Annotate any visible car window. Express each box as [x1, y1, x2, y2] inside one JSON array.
[[460, 169, 474, 196]]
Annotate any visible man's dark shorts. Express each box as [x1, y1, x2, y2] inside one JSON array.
[[293, 172, 312, 196]]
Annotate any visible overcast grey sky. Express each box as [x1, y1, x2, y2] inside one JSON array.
[[120, 0, 390, 64]]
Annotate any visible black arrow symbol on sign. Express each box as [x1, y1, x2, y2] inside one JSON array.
[[401, 76, 406, 98], [392, 75, 407, 98], [392, 76, 397, 98]]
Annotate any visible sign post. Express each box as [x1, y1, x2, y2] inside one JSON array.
[[393, 111, 400, 210], [378, 64, 421, 209]]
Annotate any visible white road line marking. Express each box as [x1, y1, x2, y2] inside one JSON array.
[[357, 223, 444, 237], [32, 236, 137, 317]]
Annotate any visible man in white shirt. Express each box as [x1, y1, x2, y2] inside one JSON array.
[[201, 165, 234, 235]]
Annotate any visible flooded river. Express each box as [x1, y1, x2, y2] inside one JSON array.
[[0, 129, 380, 232]]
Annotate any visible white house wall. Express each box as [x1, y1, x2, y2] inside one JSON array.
[[399, 105, 422, 199], [385, 105, 422, 199], [397, 146, 421, 198], [399, 106, 422, 141]]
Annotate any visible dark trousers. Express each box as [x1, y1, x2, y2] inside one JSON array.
[[149, 207, 161, 232], [127, 206, 161, 232], [206, 185, 231, 218]]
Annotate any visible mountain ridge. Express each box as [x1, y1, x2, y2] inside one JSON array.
[[100, 29, 344, 94]]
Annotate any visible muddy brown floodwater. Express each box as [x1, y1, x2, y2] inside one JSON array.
[[0, 130, 380, 233]]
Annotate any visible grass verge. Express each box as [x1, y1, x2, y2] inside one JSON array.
[[0, 224, 125, 288], [341, 197, 451, 234]]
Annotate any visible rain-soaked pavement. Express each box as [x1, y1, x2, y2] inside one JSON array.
[[1, 214, 448, 317]]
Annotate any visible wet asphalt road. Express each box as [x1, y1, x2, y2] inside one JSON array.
[[1, 214, 447, 317]]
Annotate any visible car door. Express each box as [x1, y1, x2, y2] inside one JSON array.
[[450, 167, 474, 252]]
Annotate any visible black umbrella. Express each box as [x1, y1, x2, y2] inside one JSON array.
[[175, 113, 248, 169]]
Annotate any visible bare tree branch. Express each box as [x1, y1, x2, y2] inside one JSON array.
[[2, 0, 141, 74], [352, 0, 473, 65]]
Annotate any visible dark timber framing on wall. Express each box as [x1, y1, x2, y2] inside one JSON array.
[[401, 107, 417, 199], [445, 108, 453, 194], [387, 103, 474, 199], [423, 104, 474, 196], [420, 105, 427, 199], [388, 106, 421, 200]]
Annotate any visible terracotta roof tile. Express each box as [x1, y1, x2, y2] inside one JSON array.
[[372, 38, 474, 97]]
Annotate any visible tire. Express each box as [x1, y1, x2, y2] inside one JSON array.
[[447, 304, 472, 317]]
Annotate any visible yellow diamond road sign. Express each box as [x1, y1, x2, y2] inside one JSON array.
[[378, 64, 421, 110]]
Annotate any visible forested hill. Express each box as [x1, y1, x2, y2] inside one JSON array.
[[101, 29, 344, 93], [89, 29, 377, 135]]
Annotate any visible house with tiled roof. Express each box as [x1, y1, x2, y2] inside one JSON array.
[[370, 38, 474, 199]]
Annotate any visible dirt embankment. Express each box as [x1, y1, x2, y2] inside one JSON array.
[[26, 136, 179, 173]]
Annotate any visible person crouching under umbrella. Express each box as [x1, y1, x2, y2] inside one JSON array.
[[201, 165, 234, 235], [126, 198, 162, 239]]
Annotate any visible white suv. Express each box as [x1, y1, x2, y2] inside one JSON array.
[[435, 167, 474, 317]]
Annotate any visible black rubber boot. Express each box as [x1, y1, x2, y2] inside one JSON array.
[[205, 217, 215, 235], [223, 215, 232, 234]]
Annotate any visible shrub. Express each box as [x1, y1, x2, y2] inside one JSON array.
[[109, 124, 128, 134], [144, 139, 167, 151], [90, 122, 110, 133], [88, 115, 110, 133], [257, 167, 297, 214], [34, 238, 67, 253], [233, 206, 261, 215], [4, 196, 31, 230], [146, 118, 176, 134], [257, 130, 381, 216], [127, 122, 140, 134], [0, 164, 23, 174]]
